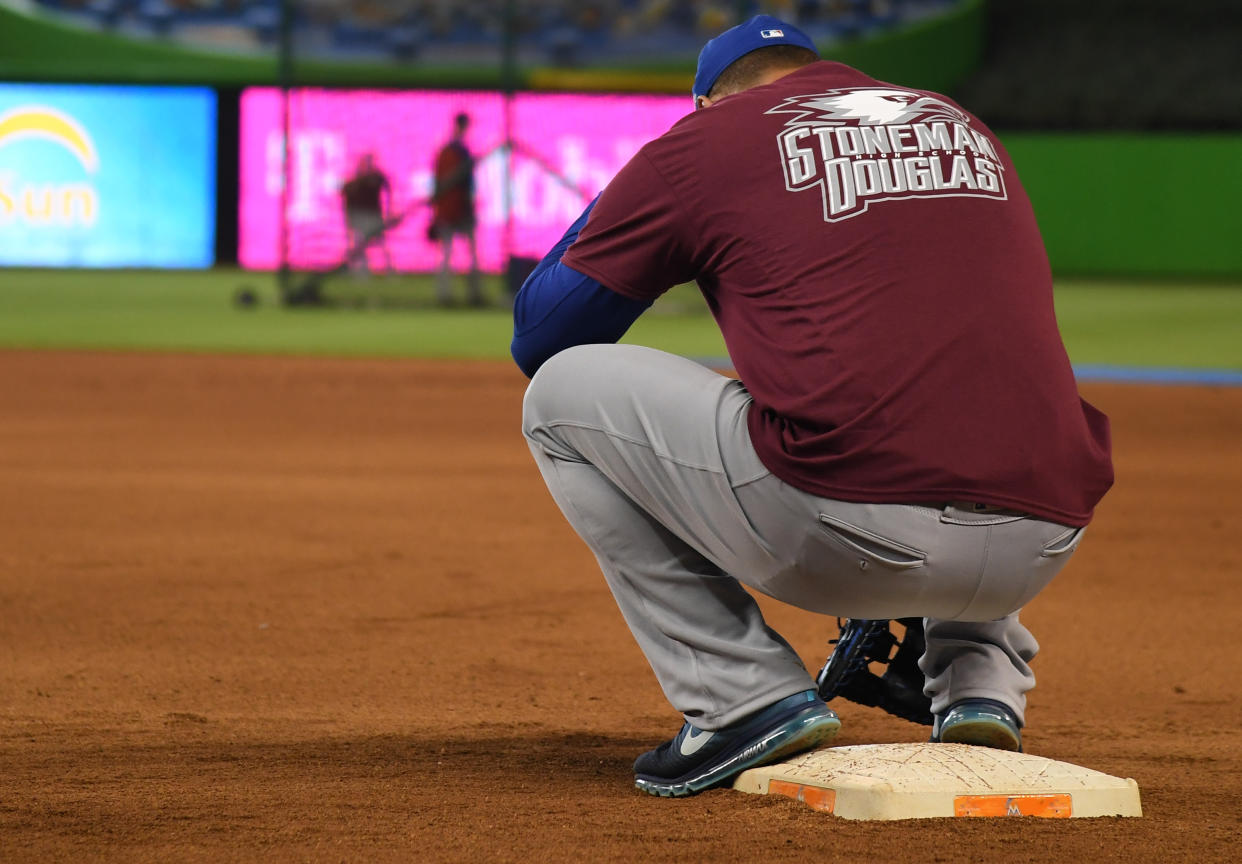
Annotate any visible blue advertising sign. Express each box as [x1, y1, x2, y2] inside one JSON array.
[[0, 84, 216, 268]]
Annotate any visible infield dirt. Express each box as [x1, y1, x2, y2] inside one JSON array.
[[2, 351, 1239, 863]]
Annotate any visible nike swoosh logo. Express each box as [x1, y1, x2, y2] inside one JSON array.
[[679, 728, 714, 757]]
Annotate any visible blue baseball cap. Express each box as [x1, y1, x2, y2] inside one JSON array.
[[693, 15, 818, 100]]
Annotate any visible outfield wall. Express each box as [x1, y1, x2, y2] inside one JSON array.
[[237, 88, 690, 274], [1, 76, 1238, 276], [0, 83, 217, 268], [1004, 135, 1242, 277]]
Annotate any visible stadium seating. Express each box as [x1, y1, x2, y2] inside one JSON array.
[[952, 0, 1242, 130], [27, 0, 958, 64]]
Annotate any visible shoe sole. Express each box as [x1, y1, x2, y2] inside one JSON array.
[[937, 717, 1022, 752], [634, 708, 841, 798]]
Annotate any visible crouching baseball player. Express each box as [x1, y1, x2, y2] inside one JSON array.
[[510, 15, 1113, 797]]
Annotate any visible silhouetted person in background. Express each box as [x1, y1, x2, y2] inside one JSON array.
[[431, 112, 483, 306], [340, 152, 393, 275]]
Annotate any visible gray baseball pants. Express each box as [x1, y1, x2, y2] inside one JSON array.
[[522, 344, 1085, 731]]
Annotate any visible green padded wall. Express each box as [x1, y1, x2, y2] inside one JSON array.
[[1004, 135, 1242, 276]]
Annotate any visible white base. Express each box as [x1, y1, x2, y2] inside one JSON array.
[[733, 743, 1142, 820]]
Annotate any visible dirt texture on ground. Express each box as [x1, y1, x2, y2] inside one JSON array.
[[2, 350, 1240, 863]]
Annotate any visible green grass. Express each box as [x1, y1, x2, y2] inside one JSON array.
[[1052, 282, 1242, 369], [0, 268, 730, 361], [0, 269, 518, 359], [0, 268, 1239, 370]]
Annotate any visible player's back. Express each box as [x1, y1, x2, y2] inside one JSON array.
[[644, 62, 1112, 524]]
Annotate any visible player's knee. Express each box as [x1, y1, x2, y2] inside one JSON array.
[[521, 345, 603, 438]]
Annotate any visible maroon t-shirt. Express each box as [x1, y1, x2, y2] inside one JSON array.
[[341, 169, 389, 213], [563, 61, 1113, 526]]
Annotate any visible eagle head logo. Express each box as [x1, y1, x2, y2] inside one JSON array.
[[770, 88, 972, 127]]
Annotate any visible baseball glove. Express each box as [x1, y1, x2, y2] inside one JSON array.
[[814, 617, 933, 726]]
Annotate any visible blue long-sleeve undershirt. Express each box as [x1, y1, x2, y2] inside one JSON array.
[[510, 197, 652, 378]]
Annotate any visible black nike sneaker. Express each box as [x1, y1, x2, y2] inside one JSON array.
[[633, 690, 841, 797]]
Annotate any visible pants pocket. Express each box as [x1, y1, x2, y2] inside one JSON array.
[[817, 514, 928, 570], [1040, 526, 1086, 558]]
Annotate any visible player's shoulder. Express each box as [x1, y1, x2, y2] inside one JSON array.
[[652, 62, 878, 138], [725, 61, 879, 110], [633, 61, 968, 168], [714, 61, 968, 117], [760, 62, 976, 126]]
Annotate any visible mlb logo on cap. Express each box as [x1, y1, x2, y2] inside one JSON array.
[[693, 15, 819, 99]]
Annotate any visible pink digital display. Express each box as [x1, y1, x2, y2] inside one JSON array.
[[238, 88, 690, 272]]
